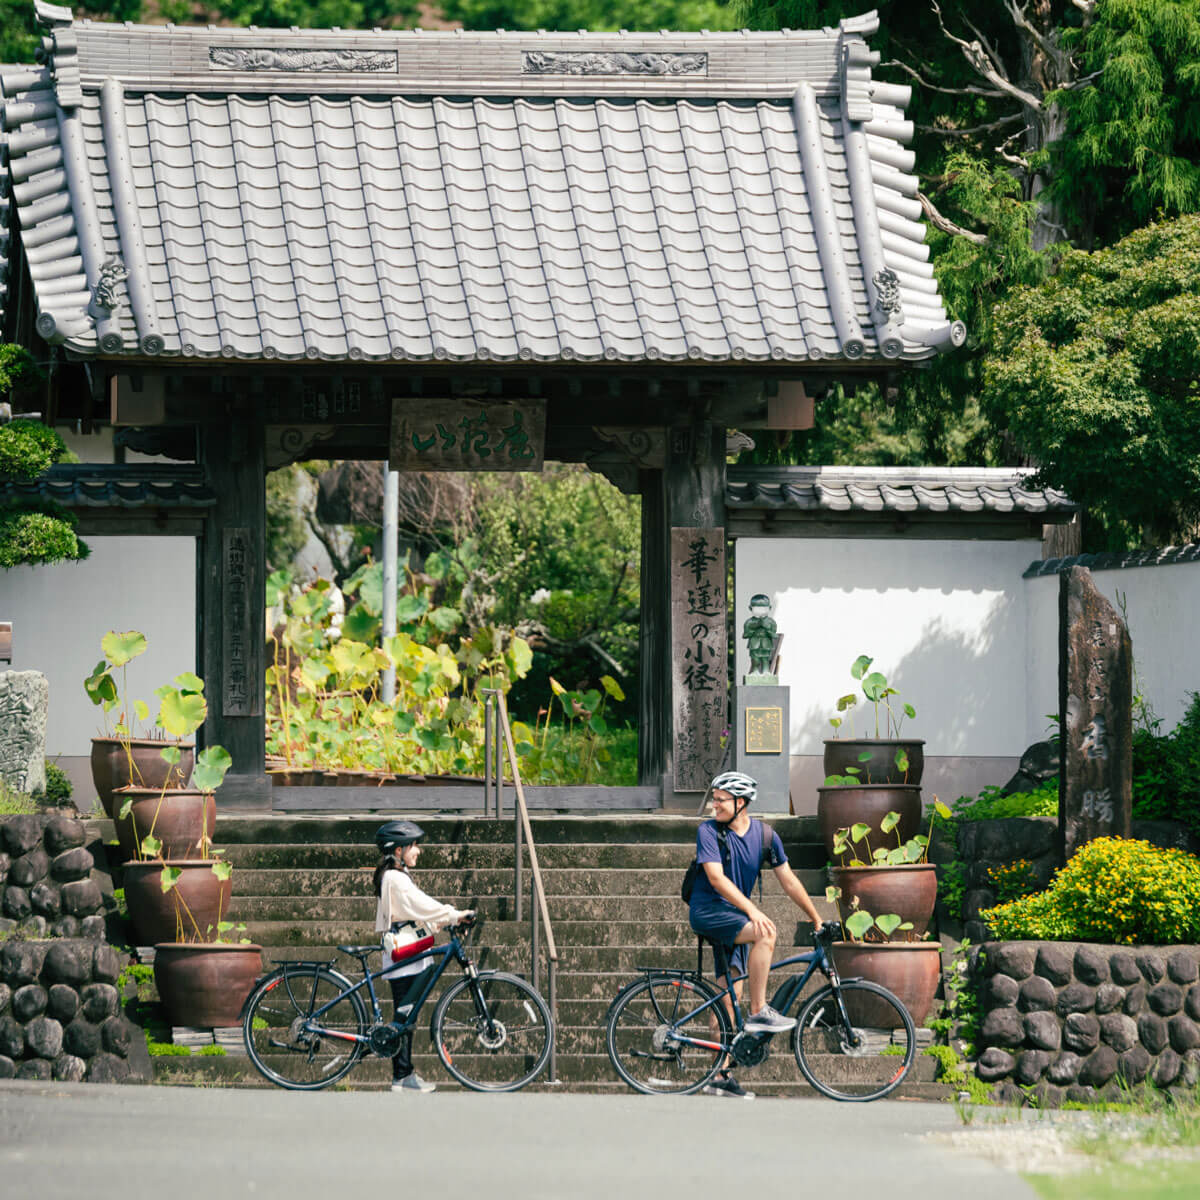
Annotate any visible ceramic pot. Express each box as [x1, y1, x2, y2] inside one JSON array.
[[817, 784, 922, 861], [832, 941, 943, 1026], [823, 739, 924, 787], [829, 863, 938, 936], [122, 860, 231, 946], [153, 943, 263, 1028], [112, 788, 215, 862], [90, 737, 194, 818]]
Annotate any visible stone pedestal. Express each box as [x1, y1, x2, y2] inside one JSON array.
[[733, 684, 790, 812], [0, 671, 48, 796]]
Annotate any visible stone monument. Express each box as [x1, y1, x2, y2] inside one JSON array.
[[733, 594, 790, 811], [1059, 566, 1132, 861], [0, 671, 49, 797]]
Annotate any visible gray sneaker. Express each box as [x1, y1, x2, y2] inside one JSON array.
[[744, 1005, 797, 1035], [391, 1073, 436, 1093]]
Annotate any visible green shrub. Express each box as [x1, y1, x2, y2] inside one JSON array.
[[0, 418, 64, 480], [0, 505, 88, 568], [1132, 692, 1200, 842], [953, 782, 1059, 821], [40, 761, 73, 806], [198, 1044, 227, 1057], [984, 837, 1200, 944]]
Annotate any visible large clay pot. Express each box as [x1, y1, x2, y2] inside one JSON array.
[[823, 739, 924, 787], [832, 941, 943, 1025], [91, 737, 194, 818], [122, 860, 231, 946], [112, 788, 215, 862], [829, 864, 938, 936], [154, 943, 263, 1028], [817, 784, 922, 861]]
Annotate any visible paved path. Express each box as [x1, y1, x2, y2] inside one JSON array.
[[0, 1081, 1036, 1200]]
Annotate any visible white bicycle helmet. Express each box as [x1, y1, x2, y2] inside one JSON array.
[[709, 771, 758, 804]]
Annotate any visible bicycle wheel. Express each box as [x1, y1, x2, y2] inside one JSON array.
[[606, 973, 730, 1096], [431, 971, 553, 1092], [243, 965, 368, 1091], [791, 979, 916, 1102]]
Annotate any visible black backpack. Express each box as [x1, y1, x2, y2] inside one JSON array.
[[681, 820, 776, 903]]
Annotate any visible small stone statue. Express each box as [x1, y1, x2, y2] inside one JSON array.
[[742, 593, 777, 681]]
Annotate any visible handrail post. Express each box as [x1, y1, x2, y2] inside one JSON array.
[[548, 961, 557, 1082], [515, 787, 523, 923], [495, 697, 504, 818], [531, 873, 539, 993], [483, 695, 494, 816]]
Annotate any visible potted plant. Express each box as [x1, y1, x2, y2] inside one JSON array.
[[84, 630, 195, 817], [828, 800, 951, 937], [826, 889, 943, 1026], [153, 871, 262, 1028], [823, 654, 924, 785]]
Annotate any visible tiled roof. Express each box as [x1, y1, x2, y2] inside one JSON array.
[[1024, 544, 1200, 578], [0, 463, 216, 508], [727, 466, 1078, 517], [0, 4, 963, 366]]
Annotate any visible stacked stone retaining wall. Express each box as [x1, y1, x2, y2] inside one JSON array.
[[0, 814, 106, 937], [0, 938, 149, 1082], [973, 941, 1200, 1105]]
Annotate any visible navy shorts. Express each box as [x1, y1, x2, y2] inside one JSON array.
[[688, 899, 749, 977]]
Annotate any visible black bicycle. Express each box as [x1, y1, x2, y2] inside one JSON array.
[[605, 922, 916, 1101], [241, 919, 554, 1092]]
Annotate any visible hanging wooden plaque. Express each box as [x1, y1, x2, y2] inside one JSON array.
[[389, 399, 545, 471]]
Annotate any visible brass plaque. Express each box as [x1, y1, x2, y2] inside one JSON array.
[[745, 707, 783, 755]]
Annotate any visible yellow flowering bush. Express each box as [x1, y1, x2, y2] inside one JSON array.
[[983, 837, 1200, 945]]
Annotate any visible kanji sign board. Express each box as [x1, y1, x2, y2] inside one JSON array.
[[389, 399, 545, 471]]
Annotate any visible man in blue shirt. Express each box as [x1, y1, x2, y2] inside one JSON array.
[[689, 771, 825, 1096]]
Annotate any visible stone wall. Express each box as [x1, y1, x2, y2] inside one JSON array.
[[0, 814, 106, 936], [0, 939, 149, 1082], [973, 941, 1200, 1105]]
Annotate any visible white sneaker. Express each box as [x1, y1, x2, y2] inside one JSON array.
[[744, 1005, 797, 1035], [391, 1073, 436, 1093]]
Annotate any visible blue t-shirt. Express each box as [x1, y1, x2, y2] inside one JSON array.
[[690, 819, 786, 907]]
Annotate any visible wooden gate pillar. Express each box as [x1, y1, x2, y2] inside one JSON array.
[[197, 405, 271, 809], [638, 421, 727, 804]]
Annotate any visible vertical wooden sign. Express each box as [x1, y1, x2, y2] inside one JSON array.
[[671, 527, 727, 791], [222, 527, 254, 717]]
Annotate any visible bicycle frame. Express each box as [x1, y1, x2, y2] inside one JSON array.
[[280, 935, 468, 1046], [651, 942, 848, 1056]]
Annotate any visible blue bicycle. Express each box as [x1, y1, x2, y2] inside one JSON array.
[[241, 920, 553, 1092], [605, 922, 916, 1101]]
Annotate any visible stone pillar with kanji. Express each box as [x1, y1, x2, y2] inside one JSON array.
[[1059, 565, 1133, 861]]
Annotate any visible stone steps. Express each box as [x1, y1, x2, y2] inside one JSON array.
[[138, 813, 949, 1101]]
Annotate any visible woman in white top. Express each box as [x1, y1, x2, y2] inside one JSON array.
[[373, 820, 473, 1094]]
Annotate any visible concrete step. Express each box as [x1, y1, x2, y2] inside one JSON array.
[[228, 891, 833, 925], [231, 866, 830, 899], [152, 1054, 950, 1099], [213, 814, 823, 848], [217, 843, 828, 870]]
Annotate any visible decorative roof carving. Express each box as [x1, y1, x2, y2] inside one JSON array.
[[522, 51, 706, 76], [209, 46, 398, 73]]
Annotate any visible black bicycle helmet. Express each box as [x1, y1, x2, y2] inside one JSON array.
[[375, 820, 425, 853]]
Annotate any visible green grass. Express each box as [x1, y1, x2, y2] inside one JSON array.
[[1027, 1159, 1200, 1199], [0, 783, 38, 815]]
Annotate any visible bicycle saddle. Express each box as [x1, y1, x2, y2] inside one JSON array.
[[338, 944, 379, 957]]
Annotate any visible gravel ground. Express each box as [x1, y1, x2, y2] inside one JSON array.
[[927, 1110, 1200, 1176]]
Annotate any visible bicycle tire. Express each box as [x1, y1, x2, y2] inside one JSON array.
[[791, 979, 916, 1102], [242, 965, 368, 1091], [431, 971, 553, 1092], [606, 973, 731, 1096]]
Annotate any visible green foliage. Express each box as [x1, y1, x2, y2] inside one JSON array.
[[39, 761, 73, 806], [825, 654, 916, 742], [0, 778, 38, 815], [952, 783, 1060, 822], [928, 940, 981, 1054], [146, 1037, 192, 1056], [937, 860, 968, 924], [924, 1044, 992, 1105], [1132, 692, 1200, 844], [984, 837, 1200, 944], [0, 505, 87, 569], [985, 215, 1200, 547], [0, 419, 66, 480], [206, 0, 419, 31], [198, 1044, 227, 1056], [438, 0, 732, 33], [1054, 0, 1200, 244], [265, 465, 310, 574], [987, 858, 1038, 905]]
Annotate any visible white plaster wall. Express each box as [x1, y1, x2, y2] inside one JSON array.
[[1, 537, 196, 758], [1025, 561, 1200, 738], [735, 537, 1042, 759]]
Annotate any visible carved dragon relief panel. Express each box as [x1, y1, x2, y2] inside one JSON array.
[[523, 51, 707, 76], [209, 47, 398, 72]]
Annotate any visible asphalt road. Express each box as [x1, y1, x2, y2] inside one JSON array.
[[0, 1081, 1037, 1200]]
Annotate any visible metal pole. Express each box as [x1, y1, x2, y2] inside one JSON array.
[[548, 962, 558, 1082], [380, 467, 399, 704], [531, 875, 539, 993], [496, 699, 505, 818], [514, 761, 523, 923], [484, 695, 493, 816]]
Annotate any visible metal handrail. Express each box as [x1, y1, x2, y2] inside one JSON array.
[[481, 688, 559, 1082]]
